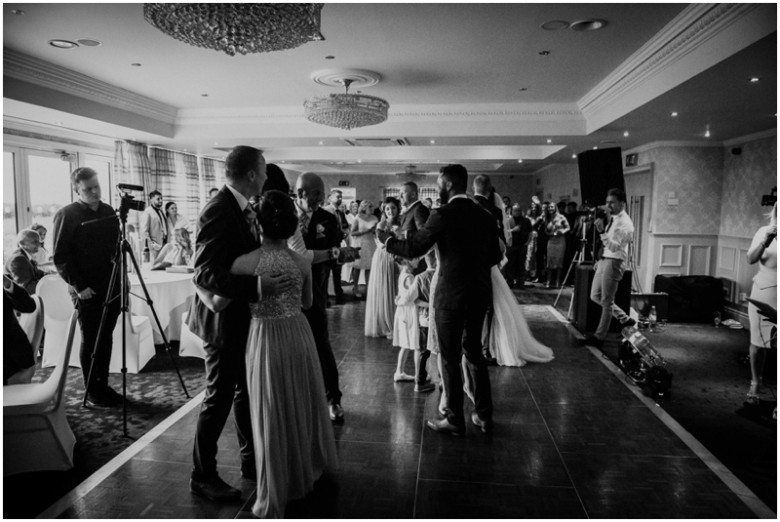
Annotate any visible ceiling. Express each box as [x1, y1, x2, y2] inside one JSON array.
[[3, 3, 777, 177]]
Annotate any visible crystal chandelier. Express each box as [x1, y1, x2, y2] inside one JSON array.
[[304, 79, 389, 131], [143, 4, 324, 57]]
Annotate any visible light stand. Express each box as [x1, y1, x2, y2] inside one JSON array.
[[82, 202, 190, 437], [554, 216, 593, 313]]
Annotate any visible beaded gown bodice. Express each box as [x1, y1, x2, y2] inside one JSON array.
[[249, 248, 303, 319]]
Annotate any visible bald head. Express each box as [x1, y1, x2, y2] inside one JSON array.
[[295, 172, 325, 212]]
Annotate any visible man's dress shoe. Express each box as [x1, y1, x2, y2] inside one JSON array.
[[579, 334, 604, 348], [426, 417, 465, 436], [471, 412, 494, 434], [190, 476, 241, 502]]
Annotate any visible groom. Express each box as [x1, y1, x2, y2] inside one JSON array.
[[188, 145, 294, 501], [379, 164, 502, 435]]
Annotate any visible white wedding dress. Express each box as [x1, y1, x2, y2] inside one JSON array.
[[485, 265, 555, 366]]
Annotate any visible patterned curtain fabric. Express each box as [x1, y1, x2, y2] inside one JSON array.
[[148, 147, 177, 201], [199, 157, 226, 206], [176, 152, 200, 223], [113, 140, 153, 230]]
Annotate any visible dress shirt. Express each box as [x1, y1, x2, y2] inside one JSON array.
[[601, 209, 634, 262]]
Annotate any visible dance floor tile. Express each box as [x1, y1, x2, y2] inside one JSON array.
[[414, 480, 586, 518], [539, 401, 692, 456], [332, 395, 426, 445], [563, 452, 757, 518], [420, 425, 571, 487]]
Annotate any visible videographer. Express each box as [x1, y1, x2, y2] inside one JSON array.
[[52, 167, 122, 408], [580, 187, 635, 348]]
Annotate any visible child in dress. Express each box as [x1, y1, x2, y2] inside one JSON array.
[[392, 261, 417, 382], [412, 249, 436, 393]]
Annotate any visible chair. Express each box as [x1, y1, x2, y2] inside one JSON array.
[[37, 274, 156, 373], [3, 310, 78, 476], [179, 311, 206, 359], [17, 294, 45, 360]]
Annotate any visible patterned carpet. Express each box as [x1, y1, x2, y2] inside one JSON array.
[[4, 346, 206, 519]]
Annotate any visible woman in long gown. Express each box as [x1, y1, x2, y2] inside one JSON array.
[[350, 200, 378, 298], [364, 197, 401, 338], [227, 190, 337, 519]]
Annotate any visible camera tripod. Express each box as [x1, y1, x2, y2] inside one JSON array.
[[553, 218, 595, 316], [82, 209, 190, 437]]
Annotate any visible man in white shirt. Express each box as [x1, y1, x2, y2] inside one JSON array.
[[582, 187, 636, 347]]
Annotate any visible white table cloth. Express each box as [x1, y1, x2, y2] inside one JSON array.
[[129, 269, 195, 344]]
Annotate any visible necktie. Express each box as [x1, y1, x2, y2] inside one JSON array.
[[244, 205, 259, 242], [605, 217, 614, 234], [299, 211, 311, 237], [156, 208, 167, 242]]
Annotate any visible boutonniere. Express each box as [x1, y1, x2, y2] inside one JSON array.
[[316, 223, 326, 238]]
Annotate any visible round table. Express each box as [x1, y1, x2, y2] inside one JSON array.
[[129, 269, 195, 344]]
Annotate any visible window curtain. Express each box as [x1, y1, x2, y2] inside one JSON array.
[[148, 147, 177, 203], [114, 140, 153, 230], [174, 152, 200, 223], [199, 157, 226, 205]]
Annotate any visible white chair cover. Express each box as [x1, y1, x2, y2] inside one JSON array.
[[37, 274, 156, 373], [3, 310, 79, 476]]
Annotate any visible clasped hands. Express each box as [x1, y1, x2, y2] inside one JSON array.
[[336, 246, 361, 264]]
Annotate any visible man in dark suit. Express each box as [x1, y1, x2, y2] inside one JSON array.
[[290, 172, 347, 422], [187, 145, 294, 502], [323, 188, 350, 304], [381, 164, 502, 435], [5, 229, 46, 295], [398, 181, 431, 275]]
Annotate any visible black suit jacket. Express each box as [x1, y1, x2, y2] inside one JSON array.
[[187, 187, 260, 348], [399, 200, 430, 236], [5, 249, 45, 295], [301, 207, 341, 310], [386, 197, 502, 311], [4, 280, 36, 383], [474, 195, 505, 243]]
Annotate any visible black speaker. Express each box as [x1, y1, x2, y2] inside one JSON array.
[[572, 263, 632, 334], [731, 147, 742, 156], [577, 148, 625, 207]]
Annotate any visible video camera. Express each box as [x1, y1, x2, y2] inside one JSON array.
[[576, 206, 607, 221], [117, 183, 146, 219]]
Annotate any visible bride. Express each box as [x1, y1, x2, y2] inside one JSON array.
[[484, 190, 554, 367]]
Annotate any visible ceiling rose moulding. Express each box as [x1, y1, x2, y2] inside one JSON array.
[[579, 3, 774, 133], [3, 48, 178, 124]]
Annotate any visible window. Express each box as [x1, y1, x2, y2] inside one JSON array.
[[4, 151, 18, 259], [27, 153, 76, 255]]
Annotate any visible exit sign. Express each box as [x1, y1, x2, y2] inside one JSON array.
[[338, 180, 350, 187]]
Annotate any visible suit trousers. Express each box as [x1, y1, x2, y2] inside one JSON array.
[[436, 307, 493, 425], [304, 264, 342, 405], [74, 294, 120, 392], [192, 340, 254, 480], [590, 258, 630, 339]]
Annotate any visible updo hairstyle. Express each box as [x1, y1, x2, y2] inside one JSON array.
[[256, 190, 298, 240]]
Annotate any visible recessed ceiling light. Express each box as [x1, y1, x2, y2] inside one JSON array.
[[319, 141, 324, 145], [538, 50, 550, 56], [131, 63, 142, 67], [430, 140, 435, 144], [517, 159, 523, 163], [623, 131, 630, 137], [541, 20, 570, 31], [670, 111, 678, 117], [77, 38, 102, 47], [572, 154, 577, 159], [201, 93, 209, 97], [49, 39, 78, 49], [592, 146, 598, 150], [570, 19, 607, 31], [213, 142, 219, 146], [704, 126, 711, 138], [749, 77, 760, 83], [546, 138, 552, 144], [357, 159, 362, 163], [11, 9, 25, 15]]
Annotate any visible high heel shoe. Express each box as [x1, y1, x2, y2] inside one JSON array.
[[745, 380, 761, 406]]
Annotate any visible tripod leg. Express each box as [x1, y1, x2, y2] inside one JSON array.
[[554, 247, 581, 308], [126, 245, 190, 398], [82, 252, 122, 407]]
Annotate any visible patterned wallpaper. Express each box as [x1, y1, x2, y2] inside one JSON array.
[[638, 146, 724, 235], [718, 135, 777, 239]]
